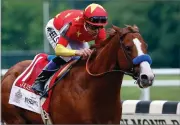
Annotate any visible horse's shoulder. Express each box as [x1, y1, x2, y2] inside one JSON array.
[[2, 60, 32, 80], [17, 60, 32, 67]]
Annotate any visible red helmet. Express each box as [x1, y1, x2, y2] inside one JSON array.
[[83, 3, 108, 26]]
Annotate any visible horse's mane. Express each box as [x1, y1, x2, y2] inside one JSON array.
[[90, 26, 118, 50], [89, 24, 139, 61]]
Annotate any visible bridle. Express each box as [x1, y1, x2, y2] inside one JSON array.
[[86, 27, 140, 80], [118, 28, 140, 80]]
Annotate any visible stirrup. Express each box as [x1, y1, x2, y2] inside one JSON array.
[[32, 88, 44, 95], [33, 90, 48, 98], [40, 91, 49, 99]]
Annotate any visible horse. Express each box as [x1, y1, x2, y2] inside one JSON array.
[[1, 25, 154, 124]]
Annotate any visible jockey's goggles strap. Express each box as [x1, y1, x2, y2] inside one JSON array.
[[133, 54, 152, 65]]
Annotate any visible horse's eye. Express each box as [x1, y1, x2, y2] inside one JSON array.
[[125, 46, 131, 51]]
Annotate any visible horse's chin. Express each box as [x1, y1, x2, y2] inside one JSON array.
[[137, 76, 154, 88], [134, 65, 154, 88]]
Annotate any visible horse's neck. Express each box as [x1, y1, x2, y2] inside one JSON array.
[[71, 64, 123, 103], [90, 34, 120, 73], [88, 72, 123, 112], [84, 34, 123, 103]]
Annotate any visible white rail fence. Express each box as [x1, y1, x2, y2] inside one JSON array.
[[121, 100, 180, 125], [1, 68, 180, 101]]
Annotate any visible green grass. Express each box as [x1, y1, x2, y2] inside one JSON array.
[[122, 74, 180, 101], [121, 86, 180, 101], [123, 75, 180, 80]]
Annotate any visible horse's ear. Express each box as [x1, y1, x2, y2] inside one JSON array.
[[133, 24, 139, 32], [125, 24, 134, 30], [125, 24, 134, 32], [125, 24, 139, 32], [125, 24, 131, 28], [112, 25, 120, 30], [133, 24, 138, 29]]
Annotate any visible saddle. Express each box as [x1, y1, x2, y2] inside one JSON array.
[[9, 53, 80, 124]]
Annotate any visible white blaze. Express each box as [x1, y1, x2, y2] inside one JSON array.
[[133, 38, 144, 56], [133, 38, 154, 82]]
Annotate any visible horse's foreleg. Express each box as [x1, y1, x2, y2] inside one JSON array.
[[2, 101, 27, 124], [2, 112, 26, 124], [1, 75, 27, 124], [112, 103, 122, 124]]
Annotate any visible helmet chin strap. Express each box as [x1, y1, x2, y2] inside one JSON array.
[[84, 22, 88, 31], [84, 22, 98, 36]]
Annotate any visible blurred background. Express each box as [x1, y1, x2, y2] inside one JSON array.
[[1, 0, 180, 101]]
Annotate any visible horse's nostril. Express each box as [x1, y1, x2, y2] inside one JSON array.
[[140, 74, 148, 80]]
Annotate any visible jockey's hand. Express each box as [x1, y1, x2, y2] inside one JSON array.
[[75, 48, 92, 59]]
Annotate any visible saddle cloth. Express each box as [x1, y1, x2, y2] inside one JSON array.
[[9, 53, 73, 114]]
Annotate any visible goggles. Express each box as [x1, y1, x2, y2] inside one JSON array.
[[88, 16, 107, 24]]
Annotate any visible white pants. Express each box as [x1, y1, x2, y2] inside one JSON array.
[[45, 19, 89, 61]]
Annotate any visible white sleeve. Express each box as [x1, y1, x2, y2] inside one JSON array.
[[83, 42, 90, 49]]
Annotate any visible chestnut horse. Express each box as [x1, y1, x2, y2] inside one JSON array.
[[1, 25, 154, 124]]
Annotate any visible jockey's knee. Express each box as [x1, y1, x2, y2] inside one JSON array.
[[47, 55, 56, 61], [52, 56, 67, 65]]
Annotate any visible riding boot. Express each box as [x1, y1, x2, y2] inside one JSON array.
[[31, 56, 66, 95]]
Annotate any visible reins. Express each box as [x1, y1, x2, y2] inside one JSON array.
[[85, 48, 136, 77]]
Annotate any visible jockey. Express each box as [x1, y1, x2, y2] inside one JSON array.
[[31, 3, 108, 95]]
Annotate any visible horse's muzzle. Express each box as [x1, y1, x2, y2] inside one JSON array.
[[137, 73, 155, 88]]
